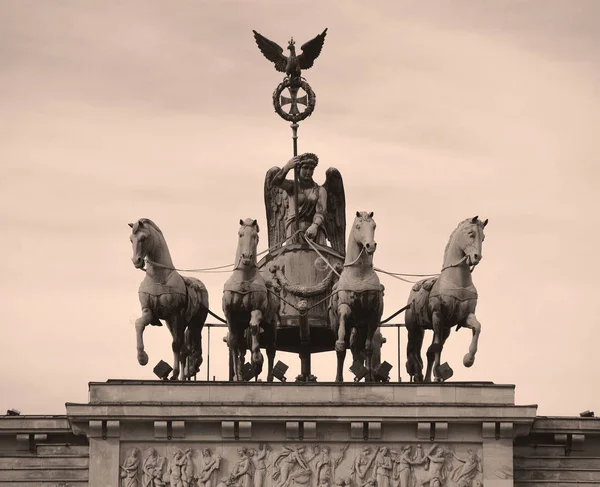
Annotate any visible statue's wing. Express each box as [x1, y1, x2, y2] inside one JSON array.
[[298, 28, 328, 70], [323, 167, 346, 255], [264, 166, 288, 249], [252, 31, 288, 73]]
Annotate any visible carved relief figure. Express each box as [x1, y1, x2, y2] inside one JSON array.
[[418, 445, 452, 487], [315, 445, 349, 487], [169, 450, 186, 487], [230, 448, 253, 487], [121, 448, 141, 487], [351, 447, 376, 486], [251, 444, 271, 487], [198, 448, 221, 487], [451, 449, 481, 487], [393, 446, 422, 487], [413, 445, 424, 465], [372, 447, 393, 487], [143, 448, 167, 487], [181, 448, 197, 487], [264, 154, 346, 254], [273, 446, 312, 487]]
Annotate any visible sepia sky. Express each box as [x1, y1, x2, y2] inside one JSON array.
[[1, 0, 599, 416]]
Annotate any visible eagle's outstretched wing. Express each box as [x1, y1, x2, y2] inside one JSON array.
[[323, 167, 345, 256], [264, 166, 288, 250], [297, 28, 328, 70], [252, 30, 288, 73]]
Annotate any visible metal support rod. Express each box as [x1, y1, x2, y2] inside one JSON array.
[[200, 321, 406, 381], [397, 324, 401, 382], [291, 122, 300, 237], [206, 326, 211, 381]]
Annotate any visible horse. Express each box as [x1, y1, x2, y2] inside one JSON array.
[[329, 211, 384, 382], [222, 219, 278, 382], [129, 218, 209, 380], [405, 216, 488, 382]]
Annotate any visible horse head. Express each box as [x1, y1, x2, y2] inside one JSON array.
[[128, 219, 159, 269], [236, 218, 260, 268], [447, 216, 488, 267], [351, 211, 377, 255]]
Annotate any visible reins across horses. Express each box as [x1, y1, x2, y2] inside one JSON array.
[[135, 229, 476, 325]]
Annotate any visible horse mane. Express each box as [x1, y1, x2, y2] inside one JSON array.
[[443, 218, 472, 261], [134, 218, 164, 236]]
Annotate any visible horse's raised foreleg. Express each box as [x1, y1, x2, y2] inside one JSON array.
[[135, 308, 153, 366], [462, 313, 482, 367], [249, 309, 265, 380], [425, 311, 442, 382]]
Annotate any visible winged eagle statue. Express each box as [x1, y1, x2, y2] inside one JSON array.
[[264, 153, 346, 256], [252, 29, 328, 81]]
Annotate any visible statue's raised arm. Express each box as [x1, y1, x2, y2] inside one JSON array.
[[264, 153, 345, 253]]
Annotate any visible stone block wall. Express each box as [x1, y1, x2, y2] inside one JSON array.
[[0, 416, 89, 486], [514, 417, 600, 485]]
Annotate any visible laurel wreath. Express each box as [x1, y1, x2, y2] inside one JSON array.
[[272, 78, 316, 123]]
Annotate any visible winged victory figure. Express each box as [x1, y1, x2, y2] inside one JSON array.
[[252, 29, 328, 81], [264, 152, 346, 255]]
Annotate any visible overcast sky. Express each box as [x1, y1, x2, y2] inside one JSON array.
[[1, 0, 598, 416]]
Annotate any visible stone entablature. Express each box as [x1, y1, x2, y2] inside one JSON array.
[[2, 382, 599, 486], [62, 382, 535, 487]]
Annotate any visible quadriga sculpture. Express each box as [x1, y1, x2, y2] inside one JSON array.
[[223, 219, 279, 381], [129, 218, 209, 380], [405, 216, 488, 382], [329, 211, 384, 382]]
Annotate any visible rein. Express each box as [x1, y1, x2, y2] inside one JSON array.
[[143, 230, 302, 274], [303, 234, 341, 277], [440, 255, 478, 273], [342, 246, 365, 268]]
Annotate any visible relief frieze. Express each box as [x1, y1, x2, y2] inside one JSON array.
[[120, 443, 483, 487]]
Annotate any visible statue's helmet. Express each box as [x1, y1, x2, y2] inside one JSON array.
[[298, 152, 319, 168]]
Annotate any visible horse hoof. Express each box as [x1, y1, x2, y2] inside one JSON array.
[[137, 351, 148, 366], [463, 353, 475, 367], [335, 340, 346, 352]]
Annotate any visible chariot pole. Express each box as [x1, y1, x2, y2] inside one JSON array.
[[292, 122, 300, 236], [276, 81, 316, 236], [272, 71, 319, 382]]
